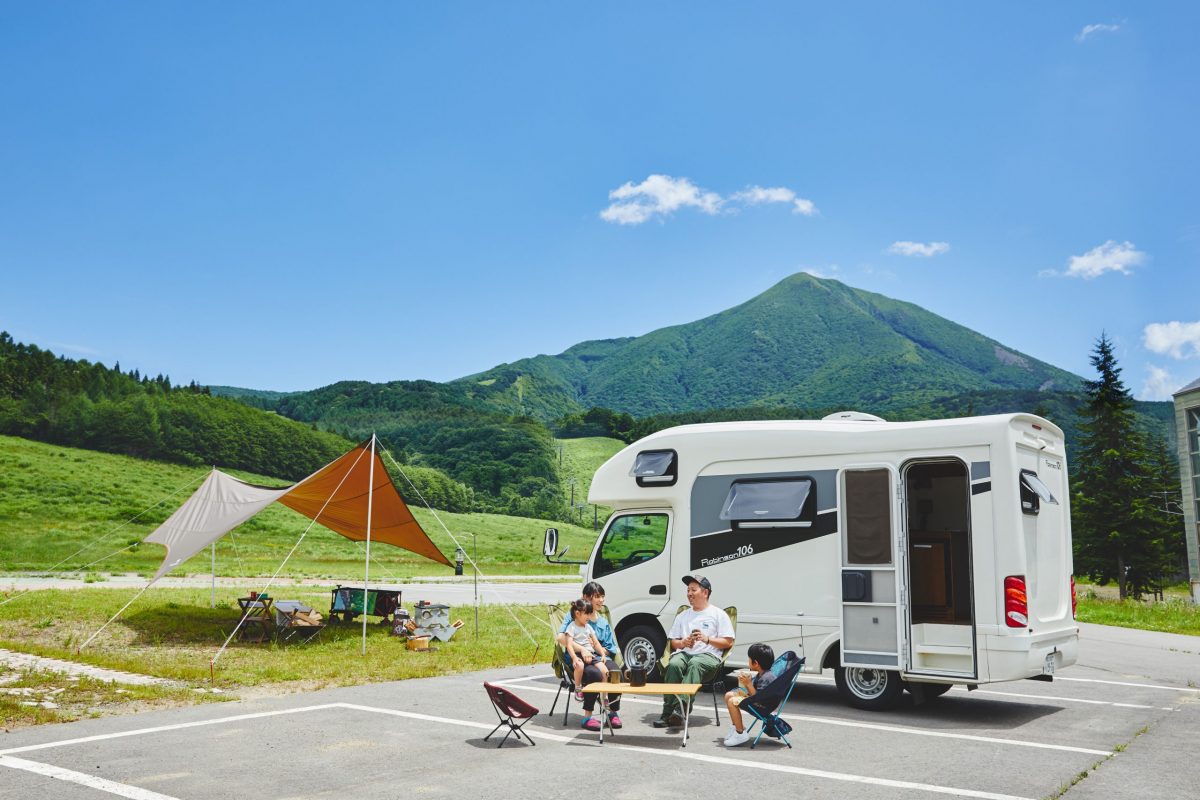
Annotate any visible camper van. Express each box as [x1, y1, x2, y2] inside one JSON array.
[[550, 412, 1078, 710]]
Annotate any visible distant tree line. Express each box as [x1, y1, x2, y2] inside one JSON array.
[[0, 332, 352, 481]]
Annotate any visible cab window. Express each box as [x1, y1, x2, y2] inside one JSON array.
[[594, 513, 669, 578]]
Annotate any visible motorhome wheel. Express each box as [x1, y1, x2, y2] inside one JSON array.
[[621, 624, 665, 677], [834, 666, 903, 710], [905, 682, 952, 700]]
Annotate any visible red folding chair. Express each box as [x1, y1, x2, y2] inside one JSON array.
[[483, 682, 540, 748]]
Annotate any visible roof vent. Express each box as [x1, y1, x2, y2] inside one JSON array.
[[822, 411, 886, 422]]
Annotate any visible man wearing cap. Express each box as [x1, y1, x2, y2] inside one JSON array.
[[653, 574, 735, 728]]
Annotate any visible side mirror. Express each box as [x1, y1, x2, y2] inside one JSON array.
[[542, 527, 585, 565]]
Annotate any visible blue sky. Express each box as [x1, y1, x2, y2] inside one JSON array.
[[1, 3, 1197, 400]]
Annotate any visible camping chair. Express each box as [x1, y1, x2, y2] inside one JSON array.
[[657, 605, 737, 724], [547, 604, 623, 726], [741, 650, 805, 749], [483, 682, 540, 748]]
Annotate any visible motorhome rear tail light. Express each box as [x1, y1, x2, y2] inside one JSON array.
[[1004, 575, 1028, 627], [1070, 575, 1077, 618]]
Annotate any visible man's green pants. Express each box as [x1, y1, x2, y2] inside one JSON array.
[[660, 652, 721, 719]]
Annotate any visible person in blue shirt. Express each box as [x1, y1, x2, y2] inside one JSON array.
[[557, 581, 622, 731]]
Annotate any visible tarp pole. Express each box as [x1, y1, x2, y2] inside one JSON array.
[[362, 433, 376, 656]]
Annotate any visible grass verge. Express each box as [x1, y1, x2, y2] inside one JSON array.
[[0, 588, 555, 693], [1075, 594, 1200, 636], [1, 669, 232, 731]]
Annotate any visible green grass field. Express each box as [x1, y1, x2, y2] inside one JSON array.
[[0, 434, 601, 580], [1075, 584, 1200, 636], [0, 586, 556, 727], [555, 435, 625, 528], [0, 588, 553, 687]]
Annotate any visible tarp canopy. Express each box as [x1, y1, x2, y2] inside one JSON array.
[[142, 437, 451, 582]]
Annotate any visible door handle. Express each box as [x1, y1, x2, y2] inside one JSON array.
[[649, 584, 667, 595]]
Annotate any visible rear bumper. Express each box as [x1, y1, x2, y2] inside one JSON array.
[[981, 625, 1079, 682]]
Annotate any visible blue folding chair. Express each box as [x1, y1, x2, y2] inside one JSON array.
[[741, 650, 804, 749]]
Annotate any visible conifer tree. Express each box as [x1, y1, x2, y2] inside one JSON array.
[[1072, 334, 1179, 598]]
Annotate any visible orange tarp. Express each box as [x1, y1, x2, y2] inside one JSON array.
[[279, 439, 451, 567]]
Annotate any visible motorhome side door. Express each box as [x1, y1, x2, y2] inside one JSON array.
[[838, 465, 905, 670]]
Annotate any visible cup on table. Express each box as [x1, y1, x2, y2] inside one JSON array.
[[608, 670, 623, 684], [250, 591, 258, 600]]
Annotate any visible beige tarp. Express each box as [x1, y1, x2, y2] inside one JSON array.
[[142, 438, 450, 582]]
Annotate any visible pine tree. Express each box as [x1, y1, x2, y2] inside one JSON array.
[[1072, 334, 1178, 599]]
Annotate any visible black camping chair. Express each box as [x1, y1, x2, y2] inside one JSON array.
[[741, 650, 805, 749], [483, 682, 540, 748]]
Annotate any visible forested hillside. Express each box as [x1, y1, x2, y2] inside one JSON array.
[[268, 380, 567, 520], [0, 333, 352, 480], [453, 273, 1086, 421]]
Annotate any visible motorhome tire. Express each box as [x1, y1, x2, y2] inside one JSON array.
[[906, 682, 952, 699], [835, 666, 904, 710], [621, 624, 666, 676]]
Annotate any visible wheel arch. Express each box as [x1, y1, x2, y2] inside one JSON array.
[[615, 613, 665, 646]]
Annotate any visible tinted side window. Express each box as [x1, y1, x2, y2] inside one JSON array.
[[594, 514, 669, 578], [844, 469, 892, 565]]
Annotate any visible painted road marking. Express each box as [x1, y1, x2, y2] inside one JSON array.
[[783, 675, 1175, 710], [494, 679, 1111, 755], [0, 755, 181, 800], [0, 703, 345, 756], [1054, 676, 1200, 693], [337, 702, 1038, 800], [0, 700, 1038, 800]]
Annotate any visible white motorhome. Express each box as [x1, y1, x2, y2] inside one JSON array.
[[564, 412, 1079, 710]]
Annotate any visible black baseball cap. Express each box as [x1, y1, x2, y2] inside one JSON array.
[[681, 574, 712, 592]]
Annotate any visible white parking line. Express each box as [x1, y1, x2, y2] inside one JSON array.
[[494, 680, 1111, 755], [967, 688, 1171, 710], [1054, 676, 1200, 693], [0, 700, 1038, 800], [0, 755, 181, 800], [0, 703, 345, 756], [338, 702, 1037, 800], [786, 674, 1175, 710]]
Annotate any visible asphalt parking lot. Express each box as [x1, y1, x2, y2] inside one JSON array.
[[1, 621, 1197, 800]]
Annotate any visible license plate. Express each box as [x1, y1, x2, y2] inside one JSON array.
[[1042, 653, 1056, 676]]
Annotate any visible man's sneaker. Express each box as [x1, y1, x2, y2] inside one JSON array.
[[726, 724, 738, 739], [608, 713, 623, 729], [582, 716, 601, 731], [724, 729, 752, 747]]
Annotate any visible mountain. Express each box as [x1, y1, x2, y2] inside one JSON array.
[[452, 273, 1083, 420]]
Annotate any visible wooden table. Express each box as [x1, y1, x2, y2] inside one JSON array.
[[235, 597, 274, 643], [581, 682, 702, 747]]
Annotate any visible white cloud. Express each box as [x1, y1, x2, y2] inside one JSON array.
[[600, 175, 721, 225], [1062, 240, 1147, 279], [1143, 321, 1200, 359], [887, 241, 950, 257], [601, 176, 817, 224], [731, 186, 795, 205], [792, 198, 818, 216], [1141, 365, 1180, 400], [801, 265, 841, 279], [1076, 23, 1120, 42]]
